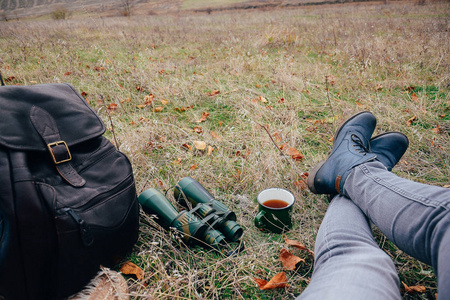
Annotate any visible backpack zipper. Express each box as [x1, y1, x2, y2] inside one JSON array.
[[61, 208, 94, 247]]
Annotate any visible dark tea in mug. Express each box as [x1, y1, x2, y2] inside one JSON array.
[[262, 199, 289, 209]]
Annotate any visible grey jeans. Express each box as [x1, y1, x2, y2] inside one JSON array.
[[298, 161, 450, 299]]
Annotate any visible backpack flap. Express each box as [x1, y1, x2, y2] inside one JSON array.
[[0, 83, 106, 187]]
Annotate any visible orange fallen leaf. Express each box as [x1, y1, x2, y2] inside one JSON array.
[[4, 76, 16, 82], [407, 115, 417, 126], [193, 140, 206, 150], [411, 92, 419, 101], [208, 90, 220, 96], [153, 106, 164, 112], [273, 132, 282, 143], [207, 146, 214, 156], [402, 282, 426, 294], [190, 164, 199, 170], [120, 261, 144, 280], [210, 131, 222, 141], [196, 112, 210, 123], [64, 71, 72, 76], [279, 248, 304, 270], [286, 148, 304, 161], [182, 143, 192, 151], [107, 103, 118, 111], [161, 99, 169, 105], [284, 235, 314, 257], [145, 94, 154, 105], [254, 272, 288, 290], [193, 126, 203, 134], [294, 179, 307, 190], [136, 104, 146, 109], [279, 143, 287, 150]]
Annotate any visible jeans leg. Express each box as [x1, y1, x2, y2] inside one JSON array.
[[344, 161, 450, 296], [297, 195, 400, 300]]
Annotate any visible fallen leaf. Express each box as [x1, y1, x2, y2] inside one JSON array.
[[117, 83, 124, 90], [207, 146, 214, 156], [406, 86, 415, 91], [93, 66, 104, 71], [278, 98, 285, 103], [208, 90, 220, 96], [175, 105, 194, 112], [193, 126, 203, 134], [64, 71, 72, 76], [375, 84, 383, 91], [279, 143, 287, 150], [407, 115, 417, 126], [196, 112, 210, 123], [284, 235, 314, 256], [107, 103, 118, 111], [182, 143, 192, 151], [153, 106, 164, 112], [286, 148, 304, 161], [145, 94, 154, 105], [402, 282, 426, 294], [120, 261, 144, 280], [161, 99, 169, 105], [136, 104, 146, 109], [294, 179, 307, 190], [190, 164, 199, 170], [273, 132, 282, 143], [81, 91, 88, 97], [411, 92, 419, 101], [154, 178, 164, 187], [254, 272, 288, 290], [279, 248, 304, 270], [193, 140, 206, 150], [4, 76, 16, 82]]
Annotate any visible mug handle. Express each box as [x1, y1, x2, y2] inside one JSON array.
[[254, 211, 266, 229]]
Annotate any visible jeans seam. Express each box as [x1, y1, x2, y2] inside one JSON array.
[[359, 164, 440, 208]]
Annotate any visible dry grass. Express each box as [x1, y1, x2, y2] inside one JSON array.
[[0, 1, 448, 299]]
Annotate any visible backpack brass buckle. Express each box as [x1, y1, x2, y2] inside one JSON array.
[[47, 141, 72, 164]]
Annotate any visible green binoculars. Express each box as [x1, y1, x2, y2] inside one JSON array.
[[174, 177, 243, 243], [138, 177, 243, 249], [139, 188, 227, 249]]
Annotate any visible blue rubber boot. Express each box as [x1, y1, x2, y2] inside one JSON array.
[[370, 132, 409, 171], [307, 111, 377, 196]]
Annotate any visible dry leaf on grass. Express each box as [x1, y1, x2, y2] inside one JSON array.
[[193, 140, 206, 150], [402, 282, 426, 294], [120, 261, 144, 280], [254, 272, 288, 290], [407, 115, 417, 126], [286, 148, 304, 161], [279, 248, 304, 270], [284, 235, 314, 257], [196, 112, 210, 123]]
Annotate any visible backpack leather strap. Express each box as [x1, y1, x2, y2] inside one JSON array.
[[30, 106, 86, 187]]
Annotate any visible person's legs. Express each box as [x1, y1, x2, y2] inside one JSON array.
[[345, 160, 450, 296], [297, 195, 400, 300]]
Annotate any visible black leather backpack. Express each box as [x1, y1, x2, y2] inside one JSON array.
[[0, 83, 140, 299]]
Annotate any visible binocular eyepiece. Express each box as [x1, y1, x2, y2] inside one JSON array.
[[138, 177, 243, 249]]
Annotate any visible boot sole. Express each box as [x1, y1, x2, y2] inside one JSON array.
[[307, 160, 326, 194]]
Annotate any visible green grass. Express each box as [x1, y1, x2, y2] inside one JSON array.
[[1, 1, 449, 299]]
